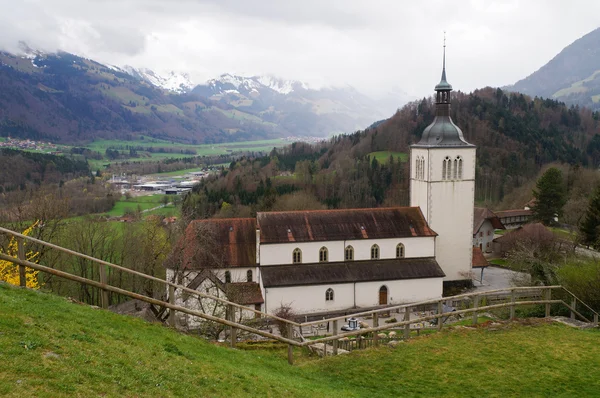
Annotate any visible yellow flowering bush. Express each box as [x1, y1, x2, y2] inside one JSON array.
[[0, 222, 41, 289]]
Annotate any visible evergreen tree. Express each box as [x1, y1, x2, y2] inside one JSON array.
[[580, 186, 600, 248], [531, 167, 566, 226]]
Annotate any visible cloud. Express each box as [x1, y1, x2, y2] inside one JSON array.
[[0, 0, 599, 99]]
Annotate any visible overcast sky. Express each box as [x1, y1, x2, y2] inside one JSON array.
[[1, 0, 599, 99]]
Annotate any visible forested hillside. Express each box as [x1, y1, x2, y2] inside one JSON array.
[[182, 87, 600, 219]]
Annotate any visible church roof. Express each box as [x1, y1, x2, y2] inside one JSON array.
[[167, 218, 256, 269], [257, 207, 436, 244], [261, 257, 445, 288], [414, 116, 474, 147]]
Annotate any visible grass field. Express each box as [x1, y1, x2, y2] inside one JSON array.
[[146, 167, 204, 178], [84, 138, 286, 171], [103, 194, 170, 217], [367, 151, 408, 164], [2, 283, 600, 397]]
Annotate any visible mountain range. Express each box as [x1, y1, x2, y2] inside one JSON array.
[[0, 45, 403, 144], [506, 27, 600, 110]]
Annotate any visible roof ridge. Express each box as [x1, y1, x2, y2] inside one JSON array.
[[257, 206, 420, 216]]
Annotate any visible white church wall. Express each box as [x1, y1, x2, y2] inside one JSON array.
[[259, 237, 435, 266], [425, 147, 475, 281], [265, 283, 356, 314], [264, 277, 443, 314], [354, 278, 443, 307]]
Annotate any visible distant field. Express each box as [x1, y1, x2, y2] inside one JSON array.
[[367, 151, 408, 164], [103, 194, 169, 217], [82, 138, 286, 171], [147, 167, 204, 178]]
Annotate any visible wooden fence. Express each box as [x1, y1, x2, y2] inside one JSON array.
[[1, 226, 598, 365]]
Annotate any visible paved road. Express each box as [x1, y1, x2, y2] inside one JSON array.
[[471, 266, 529, 292]]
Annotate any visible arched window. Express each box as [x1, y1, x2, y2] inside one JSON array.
[[325, 288, 334, 301], [247, 270, 252, 282], [225, 271, 231, 283], [396, 243, 405, 258], [345, 245, 354, 261], [453, 158, 458, 179], [457, 156, 463, 179], [371, 244, 380, 260], [443, 156, 452, 180], [292, 248, 302, 264], [415, 157, 420, 179], [319, 246, 328, 262], [420, 157, 425, 180]]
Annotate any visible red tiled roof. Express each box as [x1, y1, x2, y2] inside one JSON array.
[[257, 207, 436, 244], [167, 218, 256, 269], [473, 207, 505, 234], [472, 247, 489, 268]]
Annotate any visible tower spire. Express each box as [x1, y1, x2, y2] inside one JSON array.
[[441, 31, 447, 82]]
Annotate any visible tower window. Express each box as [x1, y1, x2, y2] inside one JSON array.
[[396, 243, 405, 258], [453, 158, 458, 179], [421, 157, 425, 179], [225, 271, 231, 283], [345, 245, 354, 261], [325, 288, 334, 301], [319, 246, 329, 262], [247, 270, 253, 282], [292, 248, 302, 264], [371, 244, 380, 260], [457, 156, 463, 179], [443, 156, 452, 180]]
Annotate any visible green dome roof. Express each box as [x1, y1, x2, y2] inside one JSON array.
[[414, 115, 473, 147]]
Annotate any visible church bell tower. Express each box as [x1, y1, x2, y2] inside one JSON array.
[[410, 39, 476, 283]]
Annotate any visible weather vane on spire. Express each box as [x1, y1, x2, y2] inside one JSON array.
[[443, 31, 446, 48]]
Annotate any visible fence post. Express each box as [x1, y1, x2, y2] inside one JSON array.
[[373, 313, 379, 346], [404, 307, 410, 340], [472, 295, 479, 325], [510, 289, 516, 320], [437, 301, 443, 331], [594, 313, 598, 326], [99, 264, 109, 309], [17, 238, 26, 287], [570, 297, 576, 320], [332, 320, 338, 355], [545, 288, 551, 318], [228, 304, 237, 348], [287, 323, 294, 365], [168, 284, 175, 327]]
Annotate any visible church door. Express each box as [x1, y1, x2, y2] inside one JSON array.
[[379, 286, 388, 305]]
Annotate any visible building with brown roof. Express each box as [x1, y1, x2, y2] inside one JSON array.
[[494, 209, 532, 229], [473, 208, 505, 253]]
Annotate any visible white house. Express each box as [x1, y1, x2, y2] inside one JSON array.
[[473, 208, 505, 252], [165, 48, 477, 318]]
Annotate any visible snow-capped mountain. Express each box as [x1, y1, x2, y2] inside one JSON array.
[[121, 66, 194, 94], [198, 73, 309, 97], [192, 73, 402, 136]]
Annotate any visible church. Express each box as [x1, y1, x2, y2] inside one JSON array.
[[166, 49, 476, 318]]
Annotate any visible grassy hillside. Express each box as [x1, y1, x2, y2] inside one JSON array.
[[1, 283, 600, 397]]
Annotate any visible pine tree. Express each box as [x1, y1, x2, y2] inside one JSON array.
[[580, 186, 600, 249], [530, 167, 566, 226]]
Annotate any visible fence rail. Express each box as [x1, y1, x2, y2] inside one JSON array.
[[1, 226, 598, 365]]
